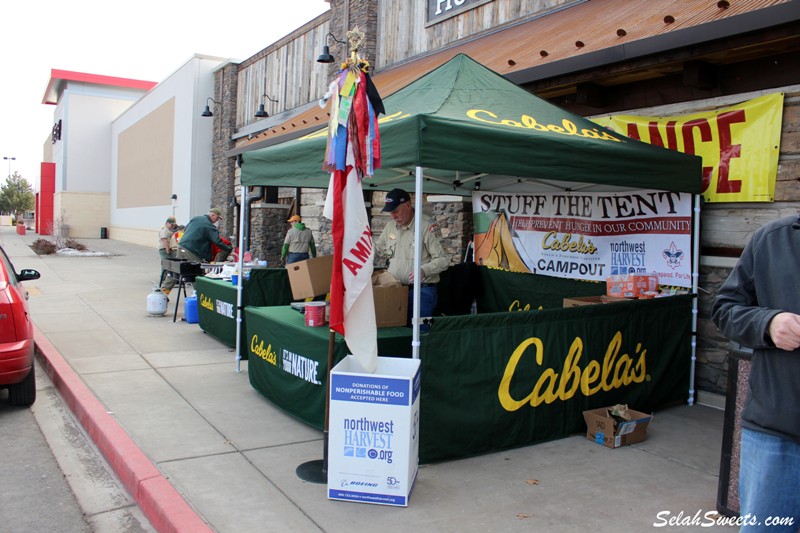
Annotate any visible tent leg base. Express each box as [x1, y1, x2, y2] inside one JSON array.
[[296, 459, 327, 484]]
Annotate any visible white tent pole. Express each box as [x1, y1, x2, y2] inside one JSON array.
[[688, 194, 701, 405], [411, 166, 424, 359], [235, 184, 247, 372]]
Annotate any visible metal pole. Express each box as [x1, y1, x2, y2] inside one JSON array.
[[411, 166, 424, 359], [3, 156, 15, 178], [689, 194, 701, 405], [295, 329, 334, 483], [235, 185, 247, 372]]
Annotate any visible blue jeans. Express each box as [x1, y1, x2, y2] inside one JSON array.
[[408, 284, 437, 331], [286, 252, 309, 264], [739, 427, 800, 532]]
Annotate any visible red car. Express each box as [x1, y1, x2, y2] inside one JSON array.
[[0, 245, 40, 406]]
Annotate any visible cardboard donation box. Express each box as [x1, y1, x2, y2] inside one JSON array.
[[328, 356, 421, 507], [371, 270, 408, 327], [583, 405, 652, 448], [563, 295, 630, 307], [373, 286, 408, 327], [606, 274, 659, 298], [286, 255, 333, 299]]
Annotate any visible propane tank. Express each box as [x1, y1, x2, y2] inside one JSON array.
[[147, 287, 168, 316]]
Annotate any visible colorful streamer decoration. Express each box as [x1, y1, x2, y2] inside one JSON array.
[[320, 28, 384, 373], [320, 31, 383, 178]]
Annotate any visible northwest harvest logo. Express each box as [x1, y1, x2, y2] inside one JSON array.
[[609, 240, 646, 275], [342, 416, 395, 464]]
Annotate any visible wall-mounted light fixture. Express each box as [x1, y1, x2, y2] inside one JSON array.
[[254, 94, 279, 118], [316, 32, 347, 64], [201, 97, 220, 117]]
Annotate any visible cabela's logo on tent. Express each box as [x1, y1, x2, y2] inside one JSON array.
[[467, 109, 623, 142], [497, 331, 647, 411]]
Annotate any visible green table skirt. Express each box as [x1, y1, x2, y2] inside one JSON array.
[[246, 306, 412, 428], [196, 268, 294, 357]]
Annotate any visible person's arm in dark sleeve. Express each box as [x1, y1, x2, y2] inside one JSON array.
[[712, 233, 780, 349]]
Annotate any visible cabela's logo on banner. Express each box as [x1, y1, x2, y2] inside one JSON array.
[[498, 331, 647, 410]]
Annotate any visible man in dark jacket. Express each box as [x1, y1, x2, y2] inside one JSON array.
[[161, 208, 232, 295], [712, 214, 800, 531], [178, 207, 232, 262]]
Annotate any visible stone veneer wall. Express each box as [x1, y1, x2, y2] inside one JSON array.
[[328, 0, 379, 69], [696, 265, 737, 393], [210, 63, 239, 240]]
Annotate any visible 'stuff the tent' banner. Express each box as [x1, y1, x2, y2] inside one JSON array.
[[593, 93, 783, 203], [473, 190, 693, 288]]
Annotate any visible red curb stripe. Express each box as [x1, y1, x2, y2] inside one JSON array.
[[140, 477, 213, 533], [33, 326, 213, 533]]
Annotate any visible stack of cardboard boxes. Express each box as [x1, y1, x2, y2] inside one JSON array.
[[286, 257, 408, 327]]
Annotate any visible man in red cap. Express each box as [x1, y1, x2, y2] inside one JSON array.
[[281, 214, 316, 265]]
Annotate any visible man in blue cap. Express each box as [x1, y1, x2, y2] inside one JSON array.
[[375, 188, 450, 328]]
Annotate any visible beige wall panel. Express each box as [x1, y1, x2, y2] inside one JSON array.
[[54, 191, 110, 239], [117, 99, 175, 209], [108, 227, 160, 248]]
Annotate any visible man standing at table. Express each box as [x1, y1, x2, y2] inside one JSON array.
[[161, 208, 231, 295], [375, 188, 450, 328]]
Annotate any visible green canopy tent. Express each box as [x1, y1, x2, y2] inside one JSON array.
[[238, 54, 702, 397], [241, 54, 701, 195]]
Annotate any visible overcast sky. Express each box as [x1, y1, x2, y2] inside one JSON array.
[[0, 0, 329, 187]]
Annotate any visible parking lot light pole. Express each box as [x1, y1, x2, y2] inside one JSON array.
[[3, 156, 15, 178]]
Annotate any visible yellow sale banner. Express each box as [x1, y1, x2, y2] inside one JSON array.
[[593, 93, 784, 202]]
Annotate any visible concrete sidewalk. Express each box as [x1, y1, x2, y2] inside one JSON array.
[[2, 225, 737, 532]]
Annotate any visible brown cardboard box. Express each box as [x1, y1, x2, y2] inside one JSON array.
[[563, 295, 630, 307], [373, 285, 408, 327], [583, 406, 652, 448], [286, 256, 334, 299], [606, 274, 659, 298]]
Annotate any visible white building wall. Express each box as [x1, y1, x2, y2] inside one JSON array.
[[64, 93, 134, 193], [49, 82, 144, 237], [110, 54, 224, 247]]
